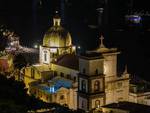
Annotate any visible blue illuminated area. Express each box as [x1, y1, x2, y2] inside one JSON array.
[[53, 79, 73, 90], [126, 15, 142, 24], [36, 78, 73, 94], [37, 85, 56, 94]]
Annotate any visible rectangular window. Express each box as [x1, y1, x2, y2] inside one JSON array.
[[67, 74, 71, 79], [83, 68, 86, 74], [44, 53, 47, 61], [54, 71, 57, 77], [31, 69, 35, 79], [44, 51, 47, 62], [73, 76, 77, 82], [95, 69, 98, 75], [60, 72, 64, 77]]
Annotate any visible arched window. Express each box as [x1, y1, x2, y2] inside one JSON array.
[[83, 68, 86, 74], [95, 100, 100, 108], [44, 51, 47, 62], [94, 80, 100, 92], [81, 100, 85, 108], [81, 80, 86, 92], [95, 69, 98, 75], [60, 95, 64, 100]]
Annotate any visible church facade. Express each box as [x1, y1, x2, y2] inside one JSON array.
[[22, 15, 130, 111]]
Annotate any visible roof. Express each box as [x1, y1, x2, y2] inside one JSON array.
[[79, 52, 103, 60], [50, 77, 73, 90], [53, 54, 79, 70], [32, 64, 51, 72], [102, 102, 150, 113]]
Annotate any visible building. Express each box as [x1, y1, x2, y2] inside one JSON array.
[[0, 51, 14, 74], [78, 36, 129, 111], [102, 101, 150, 113], [40, 14, 75, 64], [129, 77, 150, 105], [22, 15, 130, 111]]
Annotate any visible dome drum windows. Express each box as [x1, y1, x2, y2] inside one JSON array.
[[42, 50, 50, 64], [44, 51, 47, 62]]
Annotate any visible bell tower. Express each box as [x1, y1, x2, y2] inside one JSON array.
[[95, 35, 129, 104], [78, 52, 105, 112], [96, 35, 120, 81]]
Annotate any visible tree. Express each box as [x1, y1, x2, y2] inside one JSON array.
[[13, 54, 27, 70], [0, 74, 50, 112]]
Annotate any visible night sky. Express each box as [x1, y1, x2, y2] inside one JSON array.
[[1, 0, 150, 80]]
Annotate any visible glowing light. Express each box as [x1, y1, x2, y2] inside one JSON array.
[[34, 44, 38, 49], [72, 46, 76, 50], [77, 46, 81, 49], [49, 86, 55, 93], [125, 15, 142, 24]]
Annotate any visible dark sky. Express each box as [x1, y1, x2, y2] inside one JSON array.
[[0, 0, 150, 81]]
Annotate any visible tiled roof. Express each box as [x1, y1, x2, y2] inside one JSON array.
[[53, 54, 79, 70], [102, 102, 150, 113]]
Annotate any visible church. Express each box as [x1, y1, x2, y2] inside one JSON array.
[[22, 14, 130, 111]]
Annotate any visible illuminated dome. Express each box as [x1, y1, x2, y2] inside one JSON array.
[[43, 15, 72, 47]]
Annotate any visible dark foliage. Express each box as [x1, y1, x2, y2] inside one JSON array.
[[0, 74, 83, 113], [0, 74, 50, 113], [13, 54, 27, 69]]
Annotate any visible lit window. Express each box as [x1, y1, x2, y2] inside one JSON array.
[[44, 51, 47, 62], [95, 100, 100, 108], [81, 80, 86, 92], [49, 86, 55, 93], [94, 80, 100, 92]]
